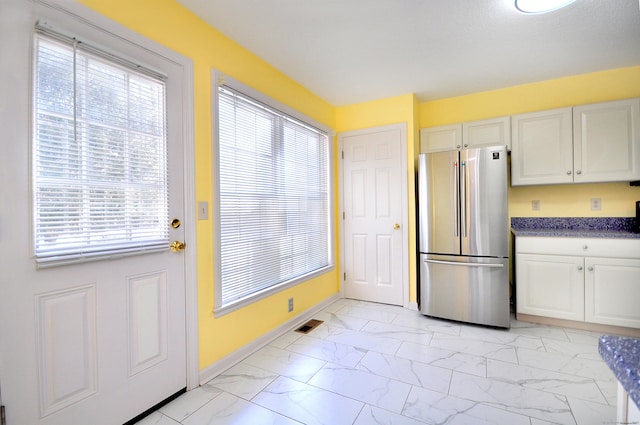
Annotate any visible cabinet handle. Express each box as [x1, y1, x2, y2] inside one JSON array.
[[456, 145, 461, 148], [566, 170, 572, 175], [578, 266, 583, 271], [582, 245, 588, 250], [576, 170, 582, 175], [464, 144, 468, 147], [588, 266, 594, 271]]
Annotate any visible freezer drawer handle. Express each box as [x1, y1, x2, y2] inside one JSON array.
[[424, 259, 504, 268]]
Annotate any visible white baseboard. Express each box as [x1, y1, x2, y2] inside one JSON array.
[[408, 301, 419, 311], [199, 293, 340, 385]]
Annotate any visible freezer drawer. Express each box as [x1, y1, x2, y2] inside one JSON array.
[[419, 254, 510, 328]]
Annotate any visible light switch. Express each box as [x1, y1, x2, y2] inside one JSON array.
[[531, 200, 540, 211], [198, 201, 209, 220], [590, 198, 601, 211]]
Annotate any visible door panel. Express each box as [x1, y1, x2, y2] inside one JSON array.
[[342, 125, 406, 306], [461, 146, 508, 257], [35, 286, 98, 417], [418, 151, 459, 255], [128, 271, 168, 375]]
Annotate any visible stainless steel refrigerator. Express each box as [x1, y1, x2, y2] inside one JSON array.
[[418, 145, 510, 328]]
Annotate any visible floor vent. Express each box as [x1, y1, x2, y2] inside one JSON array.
[[295, 319, 323, 334]]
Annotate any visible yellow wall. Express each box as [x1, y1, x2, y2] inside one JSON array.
[[420, 66, 640, 218], [77, 0, 339, 370], [336, 94, 421, 303], [75, 0, 640, 373]]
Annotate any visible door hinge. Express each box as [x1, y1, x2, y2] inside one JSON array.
[[343, 272, 346, 280], [342, 211, 345, 220], [341, 151, 344, 159]]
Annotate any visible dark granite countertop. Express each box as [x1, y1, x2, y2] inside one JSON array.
[[511, 217, 640, 239], [599, 335, 640, 410]]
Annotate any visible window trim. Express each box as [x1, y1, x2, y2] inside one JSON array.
[[211, 71, 335, 317]]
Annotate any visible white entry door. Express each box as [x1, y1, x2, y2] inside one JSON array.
[[340, 124, 407, 306], [0, 1, 190, 424]]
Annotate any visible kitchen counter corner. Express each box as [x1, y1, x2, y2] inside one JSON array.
[[598, 335, 640, 410]]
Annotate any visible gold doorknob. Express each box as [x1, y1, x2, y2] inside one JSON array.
[[393, 223, 400, 230], [170, 241, 186, 252]]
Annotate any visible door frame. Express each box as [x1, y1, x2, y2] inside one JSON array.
[[25, 0, 199, 392], [338, 123, 409, 308]]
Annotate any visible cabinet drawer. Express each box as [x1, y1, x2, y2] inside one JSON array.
[[516, 237, 640, 258]]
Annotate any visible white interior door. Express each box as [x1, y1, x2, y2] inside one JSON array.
[[0, 2, 190, 424], [340, 124, 407, 306]]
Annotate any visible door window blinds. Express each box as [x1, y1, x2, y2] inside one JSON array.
[[33, 31, 169, 264], [217, 85, 331, 309]]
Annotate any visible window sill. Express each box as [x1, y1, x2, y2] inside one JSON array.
[[213, 264, 335, 318]]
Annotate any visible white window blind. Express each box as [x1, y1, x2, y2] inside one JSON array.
[[33, 31, 169, 264], [216, 85, 331, 309]]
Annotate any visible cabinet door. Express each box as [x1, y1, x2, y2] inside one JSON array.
[[585, 257, 640, 328], [573, 98, 640, 183], [511, 108, 573, 186], [463, 116, 511, 150], [516, 253, 584, 321], [420, 124, 461, 153]]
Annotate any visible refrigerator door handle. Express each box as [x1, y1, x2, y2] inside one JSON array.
[[460, 161, 467, 238], [453, 161, 459, 237], [423, 259, 504, 268]]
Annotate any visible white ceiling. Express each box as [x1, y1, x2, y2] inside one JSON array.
[[176, 0, 640, 106]]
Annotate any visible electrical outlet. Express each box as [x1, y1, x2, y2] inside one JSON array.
[[531, 200, 540, 211], [288, 298, 294, 312], [591, 198, 601, 211]]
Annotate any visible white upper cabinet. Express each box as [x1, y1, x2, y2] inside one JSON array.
[[573, 98, 640, 183], [463, 116, 511, 150], [511, 107, 573, 186], [420, 117, 511, 153], [420, 124, 461, 152], [511, 98, 640, 186]]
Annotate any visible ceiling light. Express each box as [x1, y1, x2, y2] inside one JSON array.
[[515, 0, 576, 14]]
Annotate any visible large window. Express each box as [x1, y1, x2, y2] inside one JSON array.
[[33, 29, 169, 265], [214, 82, 332, 313]]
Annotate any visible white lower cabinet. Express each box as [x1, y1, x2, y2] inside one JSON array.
[[585, 257, 640, 328], [515, 237, 640, 329], [516, 254, 584, 321]]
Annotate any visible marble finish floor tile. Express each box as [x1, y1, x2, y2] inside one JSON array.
[[253, 376, 363, 425], [242, 345, 326, 382], [137, 299, 620, 425], [136, 412, 181, 425], [486, 359, 607, 404], [430, 333, 519, 363], [204, 362, 277, 399], [396, 341, 487, 377], [353, 405, 427, 425], [308, 363, 412, 413], [324, 327, 403, 355], [357, 350, 452, 393], [449, 371, 575, 424], [403, 386, 531, 425], [159, 386, 222, 422], [182, 392, 301, 425], [361, 320, 434, 346], [286, 334, 367, 367]]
